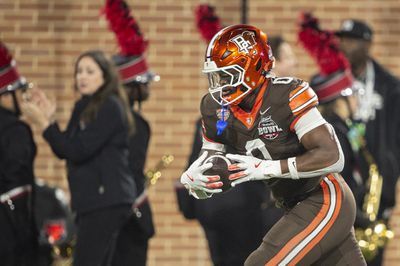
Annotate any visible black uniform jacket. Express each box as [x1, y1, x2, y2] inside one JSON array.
[[128, 112, 154, 238], [365, 60, 400, 217], [0, 106, 37, 250], [0, 106, 36, 193], [43, 95, 136, 214]]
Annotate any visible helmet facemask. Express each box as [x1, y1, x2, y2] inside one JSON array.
[[203, 63, 251, 106]]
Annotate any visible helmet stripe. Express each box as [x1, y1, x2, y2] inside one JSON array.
[[206, 25, 235, 61]]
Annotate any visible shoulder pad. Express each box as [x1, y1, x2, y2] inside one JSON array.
[[288, 79, 318, 117]]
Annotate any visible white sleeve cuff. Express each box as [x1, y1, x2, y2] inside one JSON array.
[[294, 108, 327, 140]]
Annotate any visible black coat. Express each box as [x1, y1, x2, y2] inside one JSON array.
[[0, 107, 36, 193], [111, 111, 154, 266], [130, 112, 150, 196], [43, 95, 136, 214], [0, 106, 38, 259], [128, 112, 154, 238], [364, 60, 400, 217]]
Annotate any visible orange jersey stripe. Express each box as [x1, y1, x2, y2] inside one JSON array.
[[266, 184, 330, 266], [289, 85, 318, 116], [292, 98, 318, 117], [265, 174, 342, 266], [289, 83, 308, 100], [289, 174, 342, 265]]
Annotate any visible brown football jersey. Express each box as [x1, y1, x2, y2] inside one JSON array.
[[201, 77, 321, 200]]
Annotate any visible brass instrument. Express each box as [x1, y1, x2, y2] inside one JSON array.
[[355, 146, 394, 261], [145, 154, 174, 186]]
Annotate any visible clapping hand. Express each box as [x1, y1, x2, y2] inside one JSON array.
[[21, 88, 57, 130]]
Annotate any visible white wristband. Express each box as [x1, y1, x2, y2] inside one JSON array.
[[288, 157, 299, 179]]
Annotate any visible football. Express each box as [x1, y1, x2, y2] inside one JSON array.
[[203, 154, 233, 193]]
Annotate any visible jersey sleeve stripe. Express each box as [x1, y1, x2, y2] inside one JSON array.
[[291, 95, 318, 115], [289, 86, 317, 110], [289, 83, 310, 101]]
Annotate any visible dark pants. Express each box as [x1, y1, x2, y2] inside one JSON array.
[[245, 174, 367, 266], [199, 207, 264, 266], [203, 227, 259, 266], [367, 247, 384, 266], [0, 196, 38, 266], [112, 215, 149, 266], [73, 204, 131, 266]]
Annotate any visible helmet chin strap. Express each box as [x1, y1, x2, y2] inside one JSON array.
[[136, 86, 143, 112], [11, 91, 21, 116]]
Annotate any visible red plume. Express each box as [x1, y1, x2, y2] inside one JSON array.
[[103, 0, 148, 56], [195, 4, 222, 42], [0, 42, 13, 68], [298, 12, 350, 76]]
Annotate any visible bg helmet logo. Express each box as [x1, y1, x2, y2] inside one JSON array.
[[230, 31, 256, 54]]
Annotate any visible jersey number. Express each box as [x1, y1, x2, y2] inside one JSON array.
[[245, 139, 272, 160]]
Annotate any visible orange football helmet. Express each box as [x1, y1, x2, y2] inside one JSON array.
[[203, 24, 275, 106]]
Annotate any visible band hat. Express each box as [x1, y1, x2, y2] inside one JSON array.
[[310, 70, 354, 104], [103, 0, 158, 85], [0, 42, 27, 95], [335, 19, 373, 41], [298, 12, 355, 104]]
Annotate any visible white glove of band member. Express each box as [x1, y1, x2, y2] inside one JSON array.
[[226, 154, 282, 187], [180, 151, 223, 199]]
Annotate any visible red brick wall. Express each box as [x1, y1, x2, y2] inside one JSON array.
[[1, 0, 400, 265]]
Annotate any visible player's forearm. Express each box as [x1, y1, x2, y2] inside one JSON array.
[[281, 145, 341, 173], [279, 146, 343, 179]]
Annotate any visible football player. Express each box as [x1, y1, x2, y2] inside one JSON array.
[[180, 25, 366, 265]]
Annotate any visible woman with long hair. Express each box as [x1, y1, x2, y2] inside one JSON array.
[[22, 50, 137, 265]]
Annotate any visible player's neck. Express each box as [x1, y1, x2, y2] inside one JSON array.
[[238, 86, 260, 112]]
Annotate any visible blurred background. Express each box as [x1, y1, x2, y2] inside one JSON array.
[[1, 0, 399, 265]]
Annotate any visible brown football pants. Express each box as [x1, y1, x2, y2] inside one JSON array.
[[245, 174, 367, 266]]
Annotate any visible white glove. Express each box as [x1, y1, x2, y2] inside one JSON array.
[[226, 154, 281, 187], [180, 151, 223, 199]]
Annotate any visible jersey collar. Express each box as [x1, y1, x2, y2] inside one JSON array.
[[229, 80, 269, 129]]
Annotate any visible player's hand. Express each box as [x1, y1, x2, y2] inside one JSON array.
[[180, 151, 223, 198], [226, 154, 281, 187]]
